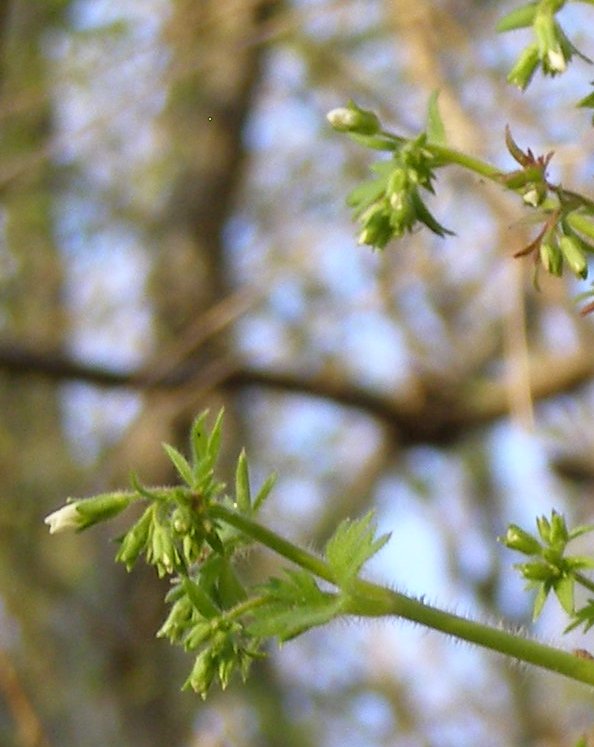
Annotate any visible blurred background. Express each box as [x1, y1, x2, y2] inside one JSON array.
[[2, 0, 594, 745]]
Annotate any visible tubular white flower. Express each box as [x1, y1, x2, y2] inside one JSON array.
[[44, 503, 82, 534]]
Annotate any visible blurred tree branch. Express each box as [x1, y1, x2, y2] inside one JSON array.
[[1, 340, 592, 446]]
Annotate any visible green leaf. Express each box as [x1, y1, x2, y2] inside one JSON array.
[[324, 512, 391, 587], [410, 190, 455, 237], [248, 596, 343, 641], [346, 175, 389, 216], [565, 599, 594, 634], [163, 443, 194, 486], [190, 411, 210, 464], [496, 2, 538, 33], [252, 472, 277, 513], [234, 450, 251, 512], [248, 570, 344, 641], [426, 91, 446, 145], [207, 409, 225, 463], [532, 583, 549, 621], [554, 575, 575, 615], [569, 522, 594, 540], [182, 576, 220, 619], [217, 558, 248, 608]]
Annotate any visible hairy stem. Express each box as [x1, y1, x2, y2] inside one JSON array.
[[212, 504, 594, 687]]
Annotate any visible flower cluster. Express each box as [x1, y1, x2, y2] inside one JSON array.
[[498, 1, 590, 90], [503, 127, 594, 285], [342, 133, 453, 250], [501, 510, 594, 621]]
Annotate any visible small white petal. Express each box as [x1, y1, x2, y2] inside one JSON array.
[[547, 49, 566, 73], [44, 504, 81, 534]]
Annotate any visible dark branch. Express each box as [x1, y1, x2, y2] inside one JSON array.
[[1, 342, 593, 447]]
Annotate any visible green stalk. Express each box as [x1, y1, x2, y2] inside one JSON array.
[[212, 504, 594, 687], [428, 144, 504, 181]]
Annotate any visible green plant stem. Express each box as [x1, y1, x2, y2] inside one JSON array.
[[212, 504, 594, 687], [428, 144, 504, 181]]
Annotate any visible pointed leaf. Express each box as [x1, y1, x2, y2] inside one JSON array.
[[163, 443, 194, 486], [532, 584, 549, 621], [206, 409, 225, 463], [426, 91, 447, 145], [252, 472, 277, 513], [325, 512, 391, 586], [554, 576, 575, 615], [496, 2, 538, 33], [235, 450, 251, 512], [190, 411, 210, 465]]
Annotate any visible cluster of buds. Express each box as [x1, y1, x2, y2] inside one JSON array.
[[501, 510, 594, 620], [504, 127, 594, 284], [516, 212, 594, 283], [498, 1, 588, 90], [327, 101, 453, 250], [344, 135, 452, 249]]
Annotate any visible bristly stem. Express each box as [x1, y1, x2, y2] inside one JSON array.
[[212, 504, 594, 688]]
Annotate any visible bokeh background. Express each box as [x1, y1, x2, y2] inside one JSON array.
[[2, 1, 594, 745]]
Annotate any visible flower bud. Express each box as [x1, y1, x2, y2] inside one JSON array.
[[44, 503, 82, 534], [517, 560, 554, 581], [45, 491, 133, 534], [183, 649, 216, 698], [501, 524, 542, 555], [327, 102, 381, 135], [115, 506, 154, 570], [559, 235, 588, 279], [540, 238, 563, 276], [507, 44, 539, 90]]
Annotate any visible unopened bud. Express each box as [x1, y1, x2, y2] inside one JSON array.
[[327, 102, 381, 135], [507, 44, 539, 90], [559, 235, 588, 279], [501, 524, 542, 555]]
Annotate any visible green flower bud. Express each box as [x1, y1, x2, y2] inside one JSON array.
[[327, 102, 381, 135], [358, 203, 393, 248], [507, 44, 540, 90], [115, 506, 154, 570], [45, 491, 133, 534], [517, 560, 554, 581], [501, 524, 542, 555], [559, 235, 588, 279], [157, 596, 193, 642], [148, 522, 179, 576], [534, 11, 568, 74], [540, 237, 563, 276], [183, 622, 213, 651], [566, 213, 594, 245], [183, 649, 216, 698]]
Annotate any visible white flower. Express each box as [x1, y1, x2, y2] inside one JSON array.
[[547, 48, 566, 73], [44, 503, 81, 534]]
